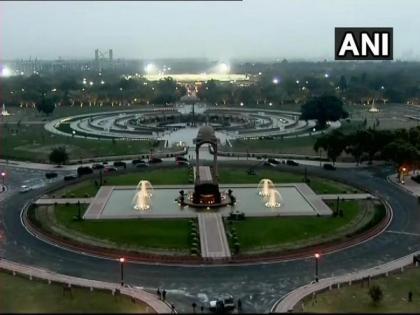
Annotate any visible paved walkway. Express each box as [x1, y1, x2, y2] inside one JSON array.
[[388, 173, 420, 196], [198, 213, 231, 260], [273, 251, 420, 313], [318, 193, 376, 200], [83, 186, 114, 219], [34, 198, 93, 205], [0, 258, 172, 313]]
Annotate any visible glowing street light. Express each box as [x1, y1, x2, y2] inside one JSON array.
[[296, 80, 300, 84], [1, 171, 5, 187], [217, 63, 230, 74], [240, 102, 244, 107], [1, 67, 12, 77], [272, 78, 279, 85], [145, 63, 156, 74], [119, 257, 125, 286], [314, 253, 320, 282], [324, 73, 329, 78]]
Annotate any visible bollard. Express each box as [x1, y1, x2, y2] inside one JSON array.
[[12, 271, 16, 276], [337, 283, 340, 289], [349, 280, 352, 286], [29, 274, 32, 280], [90, 287, 94, 292], [401, 266, 404, 272], [416, 262, 419, 267], [385, 272, 389, 277], [48, 279, 51, 285]]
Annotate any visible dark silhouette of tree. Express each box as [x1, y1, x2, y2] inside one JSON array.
[[314, 130, 346, 165], [368, 285, 383, 304], [301, 95, 348, 128], [49, 146, 69, 165], [36, 96, 55, 115]]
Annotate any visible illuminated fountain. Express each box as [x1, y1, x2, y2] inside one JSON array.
[[132, 180, 153, 211], [264, 189, 283, 208], [257, 179, 274, 197]]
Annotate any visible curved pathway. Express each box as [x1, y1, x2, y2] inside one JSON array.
[[1, 162, 420, 313]]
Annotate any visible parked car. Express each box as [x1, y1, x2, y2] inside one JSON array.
[[132, 159, 146, 165], [323, 163, 336, 171], [77, 166, 93, 177], [113, 161, 127, 168], [64, 175, 77, 181], [208, 295, 235, 313], [286, 160, 299, 166], [92, 163, 104, 170], [45, 172, 58, 179], [149, 157, 162, 164], [175, 156, 188, 162], [104, 166, 117, 173], [267, 158, 280, 165], [176, 160, 190, 167]]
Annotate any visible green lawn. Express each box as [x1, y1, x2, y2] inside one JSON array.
[[230, 201, 379, 252], [33, 204, 191, 253], [0, 124, 163, 163], [302, 266, 420, 313], [0, 271, 154, 313], [60, 167, 358, 198]]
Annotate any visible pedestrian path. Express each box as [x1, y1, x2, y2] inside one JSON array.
[[34, 198, 93, 205], [198, 213, 231, 260], [0, 258, 172, 313], [318, 193, 376, 200]]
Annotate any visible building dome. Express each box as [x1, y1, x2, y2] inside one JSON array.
[[195, 125, 217, 143]]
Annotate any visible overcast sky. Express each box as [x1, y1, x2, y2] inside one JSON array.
[[1, 0, 420, 61]]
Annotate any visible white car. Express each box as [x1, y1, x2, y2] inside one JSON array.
[[19, 185, 32, 193]]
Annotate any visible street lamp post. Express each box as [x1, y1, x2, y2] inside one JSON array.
[[1, 171, 5, 188], [119, 257, 125, 286], [314, 253, 320, 282]]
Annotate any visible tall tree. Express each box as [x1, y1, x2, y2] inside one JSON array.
[[301, 95, 348, 128]]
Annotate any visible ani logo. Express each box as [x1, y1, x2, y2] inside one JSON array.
[[335, 27, 393, 60]]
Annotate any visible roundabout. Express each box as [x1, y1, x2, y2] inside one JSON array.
[[44, 104, 335, 147], [1, 158, 420, 313]]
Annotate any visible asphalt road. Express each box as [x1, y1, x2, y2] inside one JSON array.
[[1, 162, 420, 313]]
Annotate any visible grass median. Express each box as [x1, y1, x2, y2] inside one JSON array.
[[0, 271, 154, 313], [301, 266, 420, 313]]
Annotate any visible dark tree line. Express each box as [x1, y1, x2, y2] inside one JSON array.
[[314, 127, 420, 170]]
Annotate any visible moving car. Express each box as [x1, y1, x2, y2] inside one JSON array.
[[136, 161, 149, 168], [208, 295, 235, 313], [132, 159, 146, 165], [113, 161, 127, 168], [19, 185, 32, 193]]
